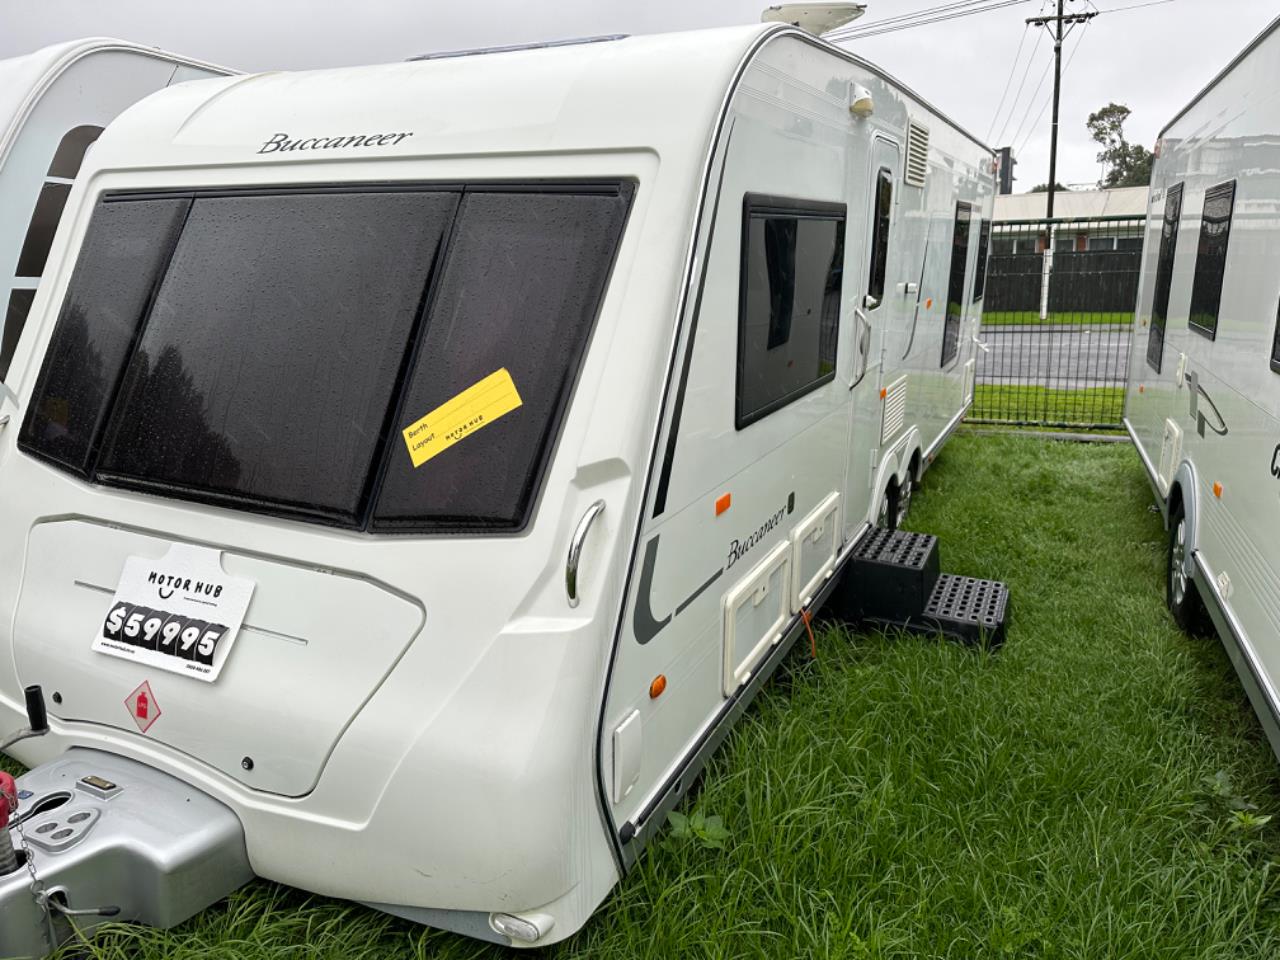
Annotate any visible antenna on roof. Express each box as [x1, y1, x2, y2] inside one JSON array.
[[761, 3, 867, 36]]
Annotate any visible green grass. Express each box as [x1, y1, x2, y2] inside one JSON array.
[[981, 311, 1133, 326], [11, 434, 1280, 958], [971, 383, 1126, 428]]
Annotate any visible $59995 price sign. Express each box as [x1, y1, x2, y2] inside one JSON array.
[[93, 543, 255, 682]]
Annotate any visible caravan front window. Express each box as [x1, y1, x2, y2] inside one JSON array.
[[20, 182, 634, 532], [736, 194, 845, 429]]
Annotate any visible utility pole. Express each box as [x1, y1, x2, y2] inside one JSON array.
[[1027, 1, 1097, 219]]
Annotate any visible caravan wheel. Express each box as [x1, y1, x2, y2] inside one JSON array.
[[894, 476, 914, 528], [1167, 503, 1210, 636], [877, 483, 897, 530]]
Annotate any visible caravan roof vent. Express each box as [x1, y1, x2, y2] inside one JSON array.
[[761, 3, 867, 35], [409, 35, 627, 62], [904, 119, 930, 188]]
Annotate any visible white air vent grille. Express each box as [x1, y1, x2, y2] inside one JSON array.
[[881, 375, 908, 444], [1158, 417, 1182, 495], [905, 120, 930, 187], [962, 358, 975, 406]]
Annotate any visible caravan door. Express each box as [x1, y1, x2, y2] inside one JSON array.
[[845, 135, 901, 534]]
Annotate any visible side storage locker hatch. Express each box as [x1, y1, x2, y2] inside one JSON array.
[[791, 492, 840, 611], [722, 542, 791, 696]]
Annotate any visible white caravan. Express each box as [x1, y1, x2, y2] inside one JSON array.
[[1125, 17, 1280, 761], [0, 39, 229, 390], [0, 23, 994, 953]]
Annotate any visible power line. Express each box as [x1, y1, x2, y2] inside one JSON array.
[[1005, 35, 1057, 148], [827, 0, 1031, 41], [1093, 0, 1176, 12], [829, 0, 1004, 36], [992, 25, 1047, 145], [1015, 18, 1091, 158], [986, 23, 1032, 142]]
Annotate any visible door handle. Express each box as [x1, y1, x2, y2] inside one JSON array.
[[566, 499, 606, 608], [0, 415, 10, 429], [971, 331, 990, 354]]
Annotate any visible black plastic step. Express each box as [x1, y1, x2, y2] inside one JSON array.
[[920, 573, 1009, 645], [862, 572, 1010, 647], [843, 528, 939, 622], [828, 527, 1010, 647]]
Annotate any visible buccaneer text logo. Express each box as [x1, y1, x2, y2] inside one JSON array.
[[258, 131, 415, 154]]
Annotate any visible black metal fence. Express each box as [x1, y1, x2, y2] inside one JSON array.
[[971, 215, 1144, 429]]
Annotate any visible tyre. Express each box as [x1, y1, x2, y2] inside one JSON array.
[[1167, 502, 1211, 636], [894, 475, 914, 528], [877, 482, 898, 530]]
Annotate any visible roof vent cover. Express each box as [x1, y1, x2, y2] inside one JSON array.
[[904, 120, 930, 188]]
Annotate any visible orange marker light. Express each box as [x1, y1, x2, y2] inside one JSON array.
[[879, 387, 887, 399], [1213, 481, 1223, 499], [925, 297, 933, 309], [1139, 384, 1145, 393], [715, 492, 731, 516], [649, 675, 667, 699]]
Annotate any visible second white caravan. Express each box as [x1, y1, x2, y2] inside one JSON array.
[[1126, 16, 1280, 763], [0, 22, 996, 954], [0, 38, 230, 392]]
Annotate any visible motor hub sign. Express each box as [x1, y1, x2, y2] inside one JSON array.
[[93, 543, 255, 683]]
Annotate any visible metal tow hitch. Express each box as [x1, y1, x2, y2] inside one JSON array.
[[1, 686, 253, 958]]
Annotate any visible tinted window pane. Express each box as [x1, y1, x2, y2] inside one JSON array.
[[97, 191, 457, 525], [15, 182, 72, 277], [941, 202, 971, 366], [973, 217, 991, 301], [1272, 296, 1280, 373], [47, 125, 103, 179], [1146, 183, 1183, 372], [1, 289, 35, 381], [19, 197, 191, 475], [867, 170, 892, 306], [1189, 180, 1236, 339], [737, 196, 845, 428], [373, 187, 633, 531]]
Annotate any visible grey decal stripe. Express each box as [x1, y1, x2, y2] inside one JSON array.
[[633, 537, 672, 645], [675, 567, 724, 617]]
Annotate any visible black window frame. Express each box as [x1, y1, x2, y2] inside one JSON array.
[[1146, 182, 1183, 373], [18, 179, 636, 536], [1271, 295, 1280, 374], [940, 200, 972, 368], [1188, 179, 1237, 341], [973, 216, 991, 302], [866, 168, 893, 309], [735, 193, 846, 430]]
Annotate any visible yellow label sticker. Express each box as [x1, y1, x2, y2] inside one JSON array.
[[402, 368, 523, 468]]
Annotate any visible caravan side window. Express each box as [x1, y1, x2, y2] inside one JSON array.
[[866, 169, 892, 308], [973, 217, 991, 301], [737, 194, 845, 429], [2, 124, 104, 380], [1188, 179, 1236, 340], [940, 201, 972, 366], [1146, 182, 1183, 372]]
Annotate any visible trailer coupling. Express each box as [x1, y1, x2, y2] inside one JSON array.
[[1, 695, 252, 958]]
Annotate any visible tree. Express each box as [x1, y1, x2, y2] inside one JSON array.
[[1087, 102, 1153, 188], [1030, 182, 1068, 193]]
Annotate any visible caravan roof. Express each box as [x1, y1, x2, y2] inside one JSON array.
[[84, 24, 991, 178]]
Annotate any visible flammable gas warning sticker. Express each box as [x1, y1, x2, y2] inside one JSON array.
[[402, 368, 523, 468]]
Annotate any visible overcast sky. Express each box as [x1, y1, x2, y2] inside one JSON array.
[[1, 0, 1272, 191]]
